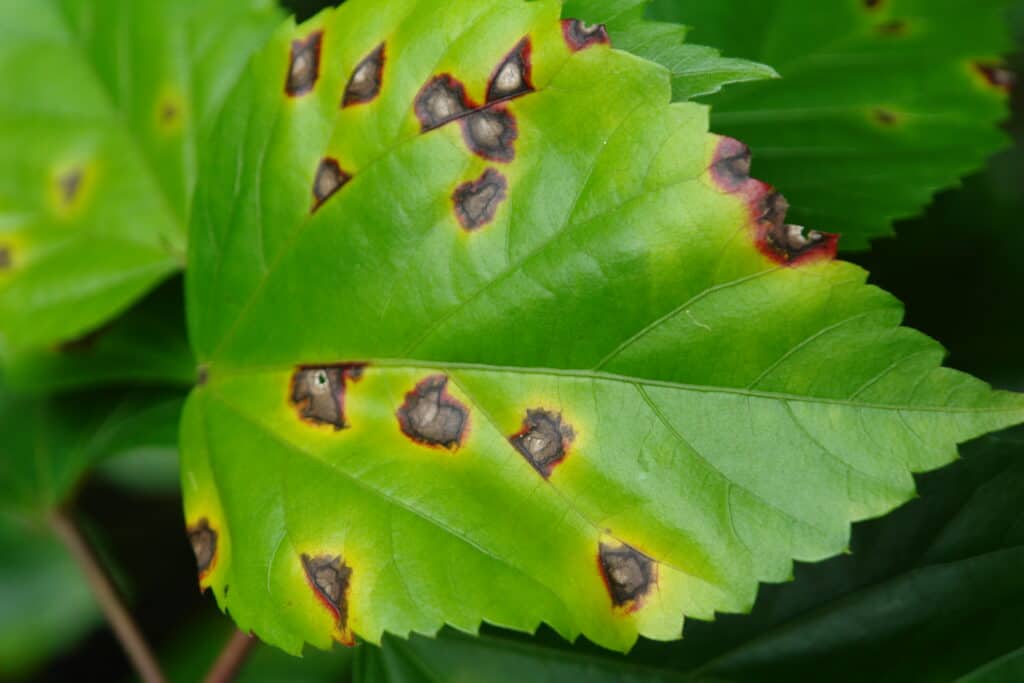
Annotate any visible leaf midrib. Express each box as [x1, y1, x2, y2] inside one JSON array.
[[207, 358, 1024, 416]]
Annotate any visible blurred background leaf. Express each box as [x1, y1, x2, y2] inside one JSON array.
[[0, 0, 281, 359], [0, 386, 184, 517], [564, 0, 781, 99], [0, 382, 185, 680], [650, 0, 1014, 249], [0, 515, 98, 681], [3, 277, 194, 395]]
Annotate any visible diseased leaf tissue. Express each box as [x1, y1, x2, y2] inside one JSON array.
[[180, 0, 1024, 657]]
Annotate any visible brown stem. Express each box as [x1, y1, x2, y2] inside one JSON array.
[[204, 630, 258, 683], [49, 510, 167, 683]]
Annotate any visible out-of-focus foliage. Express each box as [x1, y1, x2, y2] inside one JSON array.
[[655, 0, 1014, 248]]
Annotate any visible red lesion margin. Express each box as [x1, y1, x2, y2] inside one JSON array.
[[710, 136, 839, 267], [302, 554, 355, 647], [595, 544, 658, 615], [395, 375, 472, 451], [289, 363, 367, 431]]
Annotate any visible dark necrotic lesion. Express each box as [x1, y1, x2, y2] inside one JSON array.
[[286, 31, 324, 97], [976, 62, 1015, 90], [343, 43, 386, 107], [311, 158, 352, 212], [462, 109, 517, 162], [290, 365, 364, 429], [757, 192, 829, 260], [510, 409, 575, 478], [414, 75, 472, 131], [0, 245, 10, 270], [58, 168, 83, 206], [302, 553, 352, 628], [188, 519, 218, 574], [710, 138, 752, 190], [766, 223, 830, 260], [396, 375, 468, 449], [598, 542, 654, 608], [452, 168, 507, 230], [561, 19, 610, 51], [487, 38, 533, 103]]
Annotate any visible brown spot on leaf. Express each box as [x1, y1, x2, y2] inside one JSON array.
[[309, 158, 350, 214], [462, 108, 517, 162], [487, 38, 534, 103], [710, 137, 752, 191], [415, 74, 473, 131], [396, 375, 468, 450], [58, 168, 83, 206], [510, 409, 575, 478], [453, 168, 507, 230], [975, 62, 1016, 93], [311, 158, 352, 213], [197, 365, 209, 386], [302, 553, 354, 645], [598, 541, 655, 610], [876, 19, 907, 36], [160, 102, 179, 124], [872, 107, 900, 126], [286, 31, 323, 97], [863, 0, 884, 9], [0, 245, 11, 271], [561, 19, 610, 51], [755, 192, 839, 266], [343, 43, 386, 108], [188, 519, 218, 578], [290, 364, 365, 430]]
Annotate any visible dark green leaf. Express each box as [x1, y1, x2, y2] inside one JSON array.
[[565, 0, 779, 100], [0, 385, 184, 517], [651, 0, 1014, 248], [3, 277, 195, 394]]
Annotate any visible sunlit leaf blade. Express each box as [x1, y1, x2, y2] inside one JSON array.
[[565, 0, 779, 100], [0, 384, 184, 517], [649, 0, 1014, 248], [346, 432, 1024, 682], [183, 0, 1024, 655], [0, 0, 282, 355], [623, 431, 1024, 681]]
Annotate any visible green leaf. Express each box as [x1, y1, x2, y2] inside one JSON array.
[[620, 431, 1024, 681], [3, 276, 195, 394], [648, 0, 1014, 248], [353, 431, 1024, 682], [0, 514, 98, 679], [0, 384, 184, 518], [0, 0, 282, 355], [564, 0, 779, 100], [182, 0, 1024, 655]]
